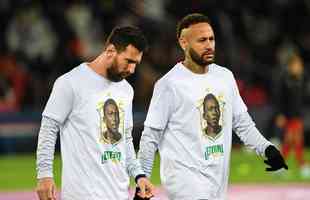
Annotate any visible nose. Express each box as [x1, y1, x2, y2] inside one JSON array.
[[210, 109, 217, 115], [205, 40, 214, 50], [128, 63, 136, 74], [111, 115, 116, 122]]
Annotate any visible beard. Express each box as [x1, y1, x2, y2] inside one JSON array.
[[189, 47, 215, 67], [106, 60, 126, 82]]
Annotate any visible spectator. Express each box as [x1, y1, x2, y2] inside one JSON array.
[[273, 53, 310, 178], [0, 54, 29, 112]]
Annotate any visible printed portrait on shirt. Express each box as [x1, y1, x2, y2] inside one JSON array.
[[198, 92, 225, 140], [97, 97, 125, 145]]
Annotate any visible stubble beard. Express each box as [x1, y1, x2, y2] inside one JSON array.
[[107, 61, 124, 82], [189, 47, 215, 67]]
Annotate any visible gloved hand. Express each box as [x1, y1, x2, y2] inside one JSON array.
[[264, 145, 288, 171]]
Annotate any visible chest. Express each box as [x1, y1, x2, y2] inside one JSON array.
[[174, 76, 233, 112], [71, 84, 132, 127]]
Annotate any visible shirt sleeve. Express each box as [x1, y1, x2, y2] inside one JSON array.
[[144, 80, 175, 130], [138, 126, 163, 177], [36, 116, 61, 179], [231, 73, 247, 117], [42, 75, 74, 124], [125, 127, 144, 178], [233, 112, 272, 156], [124, 99, 144, 178], [230, 72, 272, 156]]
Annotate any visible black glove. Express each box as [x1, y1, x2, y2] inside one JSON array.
[[264, 145, 288, 171], [133, 187, 151, 200]]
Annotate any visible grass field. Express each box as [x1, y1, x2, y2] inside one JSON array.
[[0, 148, 309, 191]]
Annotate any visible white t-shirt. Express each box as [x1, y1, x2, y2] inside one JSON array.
[[144, 62, 248, 200], [43, 63, 141, 200]]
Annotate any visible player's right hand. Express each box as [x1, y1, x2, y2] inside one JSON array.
[[36, 177, 57, 200]]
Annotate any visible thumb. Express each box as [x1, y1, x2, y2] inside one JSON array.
[[52, 184, 57, 199], [139, 183, 146, 198], [266, 167, 274, 171], [47, 185, 54, 199]]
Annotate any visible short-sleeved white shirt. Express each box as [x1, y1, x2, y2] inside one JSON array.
[[43, 63, 134, 200]]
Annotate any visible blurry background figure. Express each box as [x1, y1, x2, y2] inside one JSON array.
[[273, 50, 310, 178], [65, 1, 104, 60], [5, 2, 58, 66], [0, 54, 29, 112]]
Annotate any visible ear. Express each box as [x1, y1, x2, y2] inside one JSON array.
[[178, 36, 187, 51], [105, 44, 117, 54]]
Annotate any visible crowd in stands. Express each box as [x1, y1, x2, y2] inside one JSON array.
[[0, 0, 310, 114]]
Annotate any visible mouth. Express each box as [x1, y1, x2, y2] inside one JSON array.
[[211, 117, 218, 123], [203, 53, 214, 58]]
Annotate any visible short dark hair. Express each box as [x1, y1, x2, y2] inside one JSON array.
[[105, 26, 148, 52], [176, 13, 212, 39], [203, 93, 219, 111], [103, 98, 119, 115]]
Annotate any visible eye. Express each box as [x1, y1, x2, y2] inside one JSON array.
[[126, 59, 137, 64]]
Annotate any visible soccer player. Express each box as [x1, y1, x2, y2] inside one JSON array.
[[137, 13, 288, 200], [36, 26, 154, 200], [274, 53, 310, 177]]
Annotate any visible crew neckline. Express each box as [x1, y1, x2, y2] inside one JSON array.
[[83, 62, 111, 83], [178, 62, 213, 77]]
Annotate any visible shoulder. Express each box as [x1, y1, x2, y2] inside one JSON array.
[[120, 80, 134, 98], [51, 64, 86, 95], [211, 63, 233, 76], [211, 63, 236, 83], [154, 64, 181, 89], [55, 63, 85, 84]]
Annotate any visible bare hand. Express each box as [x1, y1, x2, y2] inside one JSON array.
[[136, 177, 154, 199], [36, 177, 57, 200]]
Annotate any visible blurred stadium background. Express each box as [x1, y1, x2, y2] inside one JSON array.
[[0, 0, 310, 199]]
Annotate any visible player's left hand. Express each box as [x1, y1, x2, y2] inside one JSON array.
[[133, 175, 154, 200], [264, 145, 288, 171]]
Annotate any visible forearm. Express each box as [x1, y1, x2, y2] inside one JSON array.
[[233, 112, 272, 156], [36, 116, 60, 179], [138, 126, 162, 178], [125, 127, 144, 178]]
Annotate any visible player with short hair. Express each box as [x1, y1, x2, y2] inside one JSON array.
[[36, 26, 154, 200], [137, 13, 288, 200]]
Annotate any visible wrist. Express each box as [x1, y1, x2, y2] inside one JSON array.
[[37, 171, 53, 180]]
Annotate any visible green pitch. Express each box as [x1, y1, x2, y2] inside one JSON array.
[[0, 148, 309, 191]]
